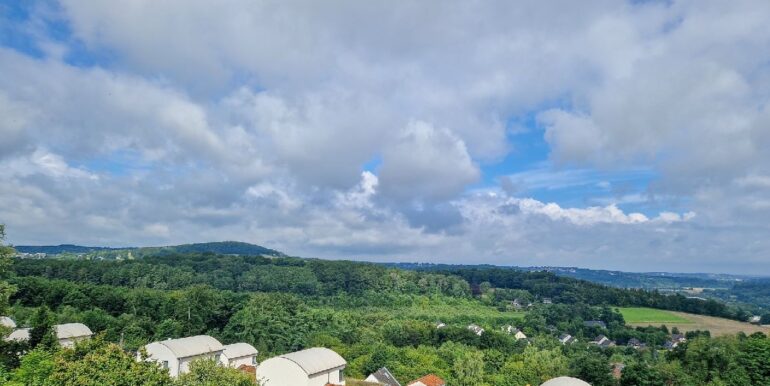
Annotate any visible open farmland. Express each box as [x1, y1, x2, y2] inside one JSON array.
[[621, 307, 770, 337], [618, 307, 693, 324]]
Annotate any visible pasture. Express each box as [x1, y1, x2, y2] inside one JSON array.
[[618, 307, 693, 324]]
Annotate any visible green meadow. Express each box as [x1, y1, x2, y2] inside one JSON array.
[[617, 307, 693, 324]]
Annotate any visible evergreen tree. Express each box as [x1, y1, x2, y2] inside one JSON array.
[[29, 306, 57, 350]]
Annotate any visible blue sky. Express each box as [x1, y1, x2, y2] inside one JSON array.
[[1, 0, 769, 274]]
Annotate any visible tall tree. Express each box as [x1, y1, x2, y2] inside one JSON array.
[[48, 340, 172, 386], [453, 350, 485, 386], [174, 359, 255, 386], [569, 352, 614, 386], [0, 224, 17, 315], [28, 306, 57, 350]]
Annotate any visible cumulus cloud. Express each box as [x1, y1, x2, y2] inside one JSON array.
[[1, 0, 769, 273], [379, 121, 479, 201]]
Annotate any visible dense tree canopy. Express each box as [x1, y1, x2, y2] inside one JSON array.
[[2, 227, 769, 385]]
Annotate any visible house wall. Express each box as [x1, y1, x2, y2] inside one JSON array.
[[256, 358, 309, 386], [144, 342, 181, 378], [223, 354, 257, 368], [308, 366, 345, 386], [58, 335, 90, 348]]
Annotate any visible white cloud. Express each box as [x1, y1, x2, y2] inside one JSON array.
[[3, 149, 97, 180], [379, 121, 479, 201], [1, 0, 770, 273]]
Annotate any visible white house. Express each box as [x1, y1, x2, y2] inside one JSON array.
[[0, 316, 16, 329], [5, 323, 92, 348], [558, 334, 576, 345], [143, 335, 224, 378], [256, 347, 346, 386], [220, 342, 258, 368], [467, 324, 484, 336], [501, 325, 527, 340]]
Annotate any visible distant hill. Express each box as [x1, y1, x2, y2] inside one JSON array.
[[385, 262, 752, 289], [14, 244, 122, 254], [15, 241, 284, 258], [151, 241, 284, 257]]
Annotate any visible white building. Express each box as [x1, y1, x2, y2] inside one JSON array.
[[540, 376, 590, 386], [0, 316, 16, 329], [220, 342, 258, 368], [467, 324, 484, 336], [558, 334, 576, 345], [501, 325, 527, 340], [5, 323, 92, 348], [143, 335, 224, 378], [256, 347, 347, 386]]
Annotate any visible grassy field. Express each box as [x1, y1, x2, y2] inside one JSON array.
[[618, 307, 693, 324], [620, 307, 770, 337]]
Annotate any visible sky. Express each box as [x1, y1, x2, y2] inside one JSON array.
[[1, 0, 770, 274]]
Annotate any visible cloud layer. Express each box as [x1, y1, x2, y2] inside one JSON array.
[[1, 0, 769, 274]]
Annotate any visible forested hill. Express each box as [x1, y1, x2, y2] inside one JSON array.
[[147, 241, 284, 257], [9, 252, 750, 321], [14, 241, 284, 258]]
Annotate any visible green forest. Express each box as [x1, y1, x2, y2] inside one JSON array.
[[2, 225, 770, 386]]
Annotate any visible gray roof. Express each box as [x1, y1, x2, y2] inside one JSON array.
[[222, 342, 258, 359], [0, 316, 16, 329], [55, 323, 92, 339], [540, 376, 591, 386], [5, 323, 92, 342], [279, 347, 346, 376], [155, 335, 224, 359], [369, 367, 401, 386], [6, 328, 30, 341]]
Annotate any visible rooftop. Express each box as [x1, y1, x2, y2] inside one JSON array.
[[407, 374, 446, 386], [540, 376, 591, 386], [154, 335, 224, 359], [222, 342, 258, 359], [368, 367, 401, 386], [279, 347, 346, 376]]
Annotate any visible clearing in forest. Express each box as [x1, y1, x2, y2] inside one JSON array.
[[620, 307, 770, 337], [618, 307, 693, 324]]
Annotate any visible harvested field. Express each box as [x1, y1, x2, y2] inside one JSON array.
[[625, 310, 770, 337]]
